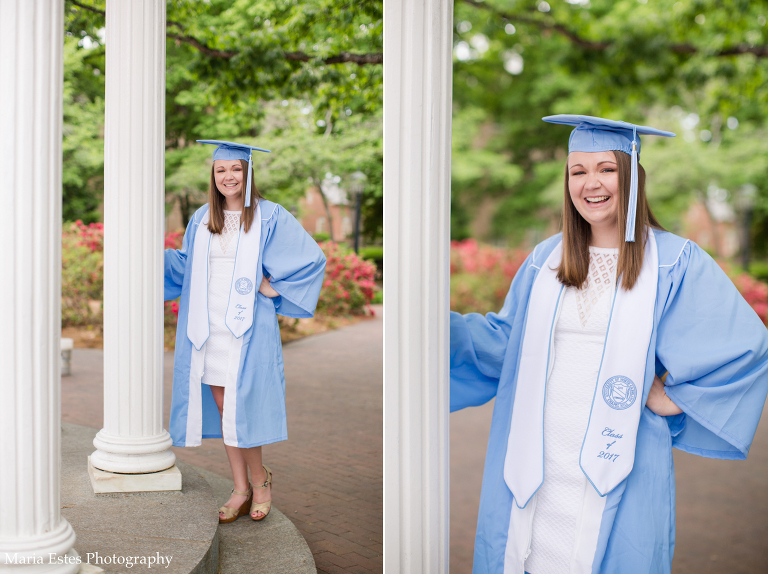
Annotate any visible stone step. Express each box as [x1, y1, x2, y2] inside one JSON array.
[[198, 468, 316, 574], [60, 423, 315, 573]]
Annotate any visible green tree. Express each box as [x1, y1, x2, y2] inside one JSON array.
[[63, 0, 383, 240], [62, 34, 105, 223], [449, 0, 768, 251]]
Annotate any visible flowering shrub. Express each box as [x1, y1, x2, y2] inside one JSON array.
[[62, 222, 104, 326], [451, 239, 768, 325], [72, 220, 104, 251], [63, 229, 378, 348], [165, 230, 183, 250], [450, 239, 528, 314], [316, 241, 378, 315], [62, 222, 184, 339]]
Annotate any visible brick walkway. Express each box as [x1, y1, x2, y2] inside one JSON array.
[[61, 307, 383, 574], [450, 398, 768, 573]]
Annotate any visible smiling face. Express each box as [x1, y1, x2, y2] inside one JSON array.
[[567, 150, 621, 247], [213, 159, 245, 208]]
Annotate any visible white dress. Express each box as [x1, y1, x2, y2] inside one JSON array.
[[202, 210, 242, 388], [525, 247, 619, 574]]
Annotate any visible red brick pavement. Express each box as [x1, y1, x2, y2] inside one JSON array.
[[450, 398, 768, 574], [61, 308, 383, 574], [450, 401, 494, 574]]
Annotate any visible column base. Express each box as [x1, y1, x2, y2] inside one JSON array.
[[0, 550, 80, 574], [0, 520, 77, 572], [90, 429, 175, 474], [87, 457, 182, 493]]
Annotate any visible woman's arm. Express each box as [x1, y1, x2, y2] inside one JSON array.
[[260, 205, 326, 317], [656, 242, 768, 459], [164, 215, 198, 301], [450, 252, 536, 411]]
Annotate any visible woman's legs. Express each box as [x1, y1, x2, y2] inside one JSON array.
[[209, 385, 272, 520]]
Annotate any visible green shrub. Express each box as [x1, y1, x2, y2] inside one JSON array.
[[749, 261, 768, 283]]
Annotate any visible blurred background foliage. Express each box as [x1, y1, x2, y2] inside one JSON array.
[[62, 0, 382, 241], [450, 0, 768, 254]]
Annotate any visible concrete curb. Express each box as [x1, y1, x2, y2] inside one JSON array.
[[194, 467, 316, 574], [61, 423, 315, 574]]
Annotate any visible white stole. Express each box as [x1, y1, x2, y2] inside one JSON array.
[[504, 232, 658, 508], [187, 203, 262, 350]]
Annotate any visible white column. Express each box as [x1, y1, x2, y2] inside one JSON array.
[[0, 1, 79, 572], [383, 0, 453, 572], [90, 0, 176, 475]]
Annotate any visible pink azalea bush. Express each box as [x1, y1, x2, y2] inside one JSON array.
[[62, 228, 378, 347], [62, 221, 104, 326], [316, 241, 378, 316], [72, 220, 104, 252], [165, 230, 183, 250], [452, 239, 768, 325], [450, 239, 528, 315], [62, 222, 183, 334]]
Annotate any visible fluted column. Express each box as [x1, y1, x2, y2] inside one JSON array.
[[0, 1, 79, 571], [383, 0, 453, 572], [90, 0, 176, 475]]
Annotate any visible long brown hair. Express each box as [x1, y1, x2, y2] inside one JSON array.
[[557, 150, 664, 290], [207, 159, 262, 234]]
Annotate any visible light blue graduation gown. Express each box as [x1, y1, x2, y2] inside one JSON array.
[[450, 229, 768, 574], [164, 200, 326, 448]]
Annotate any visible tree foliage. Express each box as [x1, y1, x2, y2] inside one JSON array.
[[450, 0, 768, 253], [62, 0, 382, 240], [63, 35, 105, 223]]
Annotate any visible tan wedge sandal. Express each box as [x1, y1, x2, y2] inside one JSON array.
[[218, 485, 253, 524], [250, 465, 272, 521]]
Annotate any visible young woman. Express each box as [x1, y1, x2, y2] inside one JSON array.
[[450, 116, 768, 574], [164, 140, 326, 523]]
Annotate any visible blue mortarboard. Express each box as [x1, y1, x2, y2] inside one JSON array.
[[542, 115, 675, 242], [197, 140, 271, 208]]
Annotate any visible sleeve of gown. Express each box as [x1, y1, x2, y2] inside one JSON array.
[[163, 216, 196, 302], [657, 242, 768, 459], [262, 205, 327, 318], [450, 253, 532, 412]]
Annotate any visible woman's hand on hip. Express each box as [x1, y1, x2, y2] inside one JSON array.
[[646, 374, 683, 416], [259, 276, 279, 298]]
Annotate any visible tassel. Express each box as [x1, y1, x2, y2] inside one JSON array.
[[245, 151, 253, 208], [625, 129, 638, 242]]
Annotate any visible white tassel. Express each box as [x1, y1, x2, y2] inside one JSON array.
[[245, 152, 253, 208], [625, 137, 638, 242]]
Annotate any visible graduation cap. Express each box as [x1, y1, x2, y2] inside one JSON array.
[[542, 115, 675, 242], [197, 140, 271, 208]]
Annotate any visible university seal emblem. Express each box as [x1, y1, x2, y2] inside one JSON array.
[[602, 375, 637, 410], [235, 277, 253, 295]]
